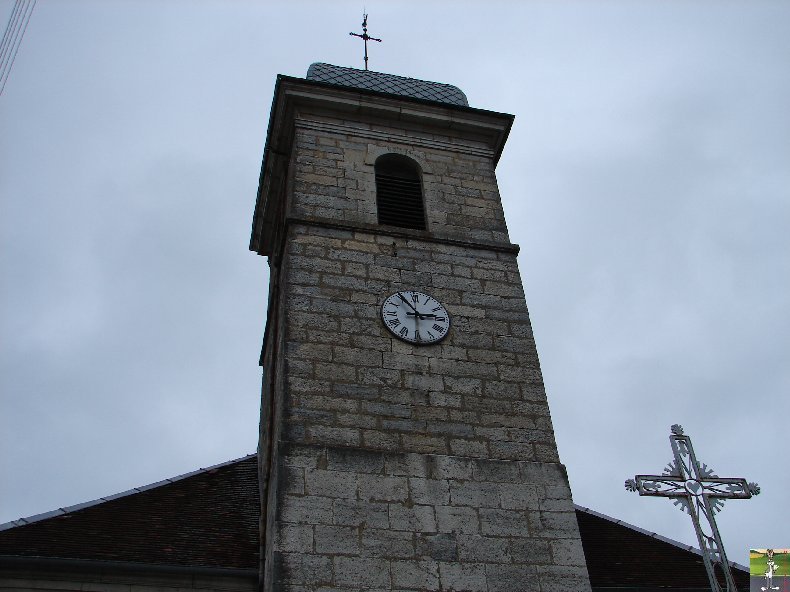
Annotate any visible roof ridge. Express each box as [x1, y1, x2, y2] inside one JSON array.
[[574, 504, 749, 572], [0, 453, 256, 532]]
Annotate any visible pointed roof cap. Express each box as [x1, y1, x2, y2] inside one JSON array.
[[306, 63, 469, 107]]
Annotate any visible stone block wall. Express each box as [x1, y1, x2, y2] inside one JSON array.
[[281, 227, 559, 464], [288, 112, 510, 244], [269, 443, 589, 592]]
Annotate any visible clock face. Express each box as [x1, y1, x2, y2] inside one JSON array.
[[381, 291, 451, 345]]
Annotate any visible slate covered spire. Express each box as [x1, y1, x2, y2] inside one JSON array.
[[306, 63, 469, 106]]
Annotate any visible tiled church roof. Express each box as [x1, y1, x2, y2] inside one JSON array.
[[306, 63, 469, 107], [0, 455, 258, 570], [576, 506, 749, 590], [0, 454, 749, 590]]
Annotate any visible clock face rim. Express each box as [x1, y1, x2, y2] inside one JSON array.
[[380, 290, 451, 345]]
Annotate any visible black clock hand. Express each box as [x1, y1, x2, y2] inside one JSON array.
[[397, 292, 416, 311], [397, 292, 426, 319], [406, 313, 437, 319]]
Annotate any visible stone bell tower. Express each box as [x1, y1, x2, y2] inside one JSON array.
[[250, 63, 591, 592]]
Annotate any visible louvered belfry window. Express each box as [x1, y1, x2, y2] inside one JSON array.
[[375, 154, 426, 230]]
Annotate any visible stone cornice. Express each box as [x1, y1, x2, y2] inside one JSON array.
[[273, 216, 519, 268], [294, 118, 494, 160]]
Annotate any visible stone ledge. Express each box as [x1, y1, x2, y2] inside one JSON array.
[[278, 217, 519, 266]]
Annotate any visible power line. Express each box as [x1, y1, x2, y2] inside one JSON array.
[[0, 0, 36, 97], [0, 0, 36, 95], [0, 0, 25, 70]]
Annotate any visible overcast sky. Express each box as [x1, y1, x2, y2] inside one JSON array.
[[1, 1, 788, 565]]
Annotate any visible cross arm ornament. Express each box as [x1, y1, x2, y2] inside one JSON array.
[[625, 424, 760, 592], [630, 475, 755, 499], [349, 14, 381, 71]]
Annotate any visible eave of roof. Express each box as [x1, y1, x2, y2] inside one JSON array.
[[0, 554, 257, 578]]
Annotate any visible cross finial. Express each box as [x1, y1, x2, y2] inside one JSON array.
[[349, 13, 381, 71], [626, 425, 760, 592]]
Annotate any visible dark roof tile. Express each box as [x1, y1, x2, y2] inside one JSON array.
[[306, 63, 469, 107], [0, 455, 258, 569], [577, 505, 749, 590]]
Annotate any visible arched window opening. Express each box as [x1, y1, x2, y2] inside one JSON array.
[[375, 154, 426, 230]]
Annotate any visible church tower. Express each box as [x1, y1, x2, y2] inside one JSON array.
[[250, 64, 591, 592]]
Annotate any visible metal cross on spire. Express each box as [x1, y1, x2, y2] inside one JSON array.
[[349, 13, 381, 71], [625, 424, 760, 592]]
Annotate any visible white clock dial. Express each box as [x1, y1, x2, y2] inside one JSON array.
[[380, 291, 451, 345]]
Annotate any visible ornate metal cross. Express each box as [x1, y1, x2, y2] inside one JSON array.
[[349, 14, 381, 71], [625, 424, 760, 592]]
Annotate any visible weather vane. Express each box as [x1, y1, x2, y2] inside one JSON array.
[[349, 13, 381, 71], [625, 424, 760, 592]]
